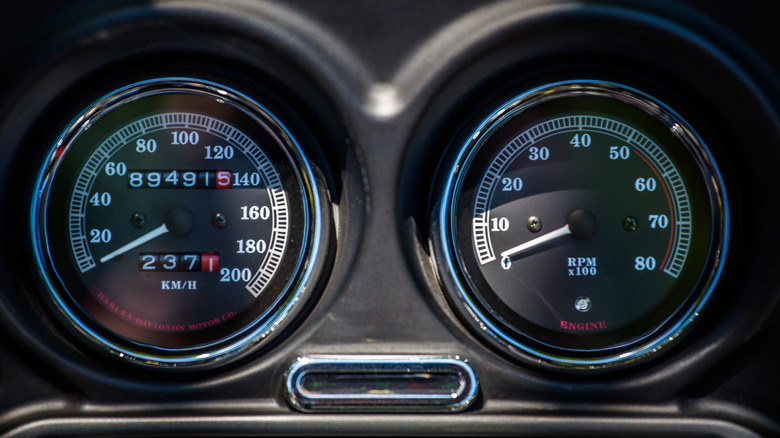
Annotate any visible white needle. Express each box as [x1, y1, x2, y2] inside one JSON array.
[[499, 224, 572, 260], [99, 223, 169, 263]]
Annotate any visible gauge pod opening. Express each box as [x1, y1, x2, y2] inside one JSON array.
[[431, 80, 728, 371], [31, 78, 330, 370]]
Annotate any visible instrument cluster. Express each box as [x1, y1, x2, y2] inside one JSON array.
[[0, 0, 779, 436]]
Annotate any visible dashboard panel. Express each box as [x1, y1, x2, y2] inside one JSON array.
[[1, 0, 780, 436]]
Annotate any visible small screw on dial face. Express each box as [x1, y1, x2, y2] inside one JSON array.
[[526, 216, 542, 232], [131, 213, 147, 228], [623, 216, 638, 232], [212, 213, 228, 229]]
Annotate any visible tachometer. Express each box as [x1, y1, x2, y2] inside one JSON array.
[[433, 81, 728, 370], [32, 78, 328, 369]]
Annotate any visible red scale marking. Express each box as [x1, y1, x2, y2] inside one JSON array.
[[632, 150, 675, 270]]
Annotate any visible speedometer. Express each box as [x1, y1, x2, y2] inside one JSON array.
[[432, 81, 728, 370], [32, 78, 328, 369]]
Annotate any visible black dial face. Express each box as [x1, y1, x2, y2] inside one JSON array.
[[436, 81, 728, 369], [33, 79, 324, 367]]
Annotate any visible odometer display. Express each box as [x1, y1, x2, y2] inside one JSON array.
[[32, 79, 326, 368], [435, 81, 728, 370]]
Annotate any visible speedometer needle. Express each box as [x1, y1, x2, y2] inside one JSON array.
[[100, 224, 169, 263], [99, 206, 195, 263], [499, 208, 597, 261]]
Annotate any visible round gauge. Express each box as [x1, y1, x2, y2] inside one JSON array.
[[32, 78, 327, 368], [434, 81, 728, 370]]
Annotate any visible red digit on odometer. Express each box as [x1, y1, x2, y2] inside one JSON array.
[[216, 170, 232, 189], [201, 253, 220, 273]]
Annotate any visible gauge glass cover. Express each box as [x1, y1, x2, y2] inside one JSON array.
[[435, 81, 728, 369], [32, 78, 325, 368]]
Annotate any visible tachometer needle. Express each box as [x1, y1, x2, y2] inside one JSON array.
[[99, 223, 169, 263], [500, 224, 571, 260], [499, 208, 597, 261]]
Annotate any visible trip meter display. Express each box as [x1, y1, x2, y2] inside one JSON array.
[[433, 81, 728, 370], [32, 78, 327, 368]]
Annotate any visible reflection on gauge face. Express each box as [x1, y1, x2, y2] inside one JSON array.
[[435, 81, 728, 370], [32, 78, 326, 368]]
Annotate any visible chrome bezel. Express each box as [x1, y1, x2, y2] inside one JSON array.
[[433, 80, 729, 371], [31, 78, 326, 369]]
